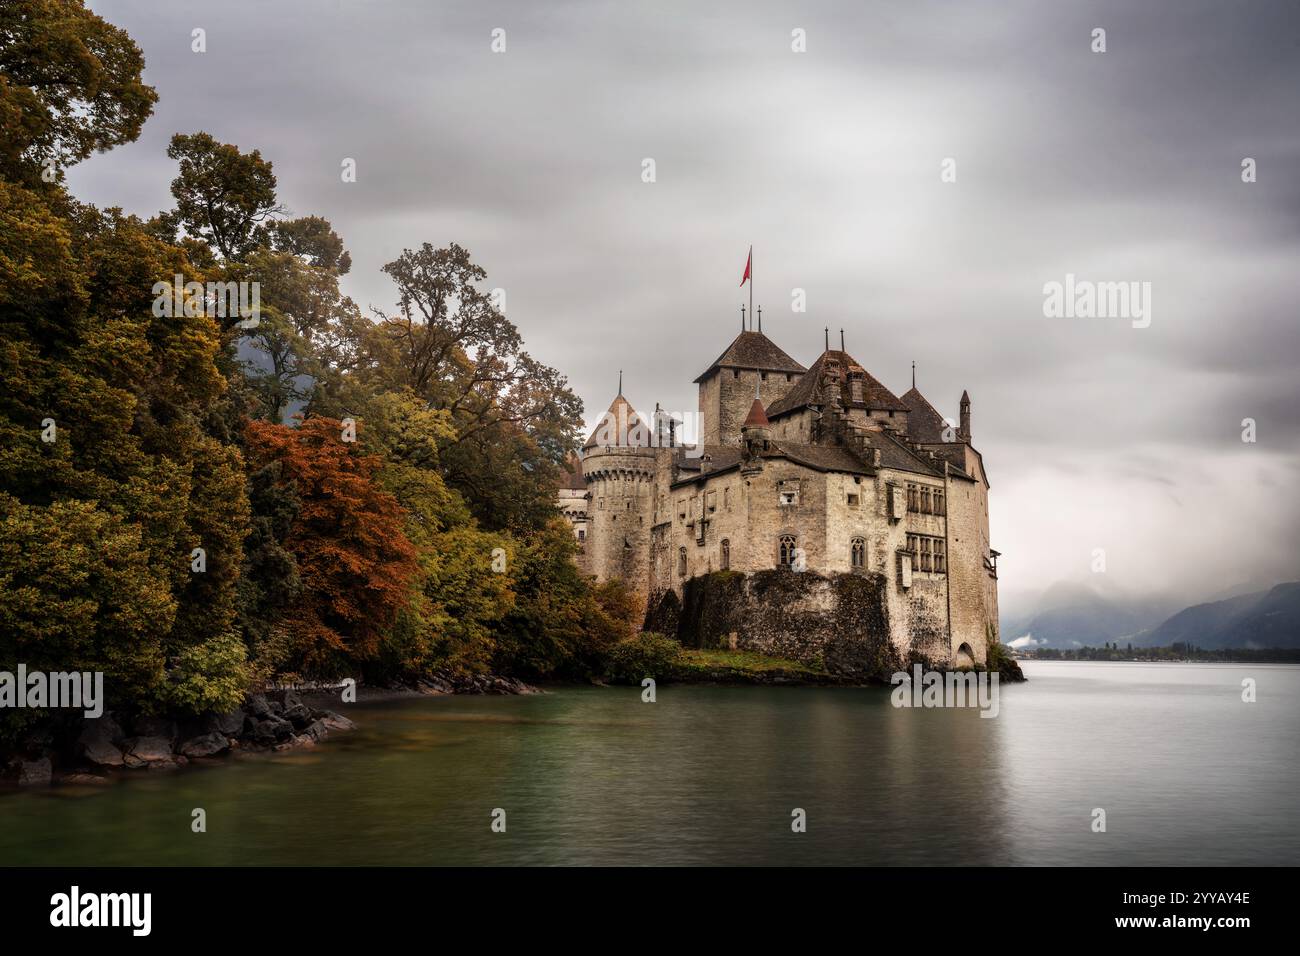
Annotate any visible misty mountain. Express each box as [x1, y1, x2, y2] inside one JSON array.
[[1001, 580, 1180, 648], [1142, 582, 1300, 649]]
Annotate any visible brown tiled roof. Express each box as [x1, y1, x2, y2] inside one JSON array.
[[742, 397, 770, 428], [669, 427, 949, 488], [923, 442, 976, 482], [779, 442, 874, 475], [900, 387, 949, 443], [583, 393, 650, 449], [856, 428, 946, 477], [674, 445, 744, 473], [693, 330, 806, 383], [766, 350, 909, 419], [559, 452, 587, 490]]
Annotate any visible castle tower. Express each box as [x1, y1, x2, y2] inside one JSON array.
[[580, 384, 657, 598], [694, 329, 805, 446]]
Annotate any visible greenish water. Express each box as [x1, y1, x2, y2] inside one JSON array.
[[1, 661, 1296, 865]]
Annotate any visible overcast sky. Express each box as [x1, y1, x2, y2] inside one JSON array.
[[75, 0, 1300, 609]]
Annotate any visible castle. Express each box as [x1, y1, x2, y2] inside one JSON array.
[[557, 322, 1000, 676]]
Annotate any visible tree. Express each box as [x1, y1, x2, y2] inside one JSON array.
[[0, 0, 157, 185], [244, 416, 419, 678], [493, 521, 640, 678], [324, 242, 583, 531], [162, 132, 284, 264], [354, 391, 514, 677], [0, 190, 253, 718]]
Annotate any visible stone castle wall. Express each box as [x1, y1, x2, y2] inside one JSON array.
[[647, 569, 898, 680], [944, 472, 996, 664], [700, 368, 801, 446]]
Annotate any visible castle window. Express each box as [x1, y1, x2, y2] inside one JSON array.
[[851, 537, 865, 568], [733, 369, 740, 379], [779, 535, 797, 568], [905, 534, 946, 575], [723, 487, 730, 510], [846, 493, 860, 507], [577, 529, 586, 541], [678, 547, 687, 576], [720, 539, 730, 570], [921, 487, 931, 514], [907, 483, 918, 512], [778, 479, 800, 506], [934, 488, 945, 516]]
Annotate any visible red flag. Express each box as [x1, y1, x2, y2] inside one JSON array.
[[740, 247, 751, 286]]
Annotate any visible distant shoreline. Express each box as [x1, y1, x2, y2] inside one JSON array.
[[1015, 649, 1300, 665]]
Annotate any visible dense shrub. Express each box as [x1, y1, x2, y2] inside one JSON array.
[[607, 632, 684, 684]]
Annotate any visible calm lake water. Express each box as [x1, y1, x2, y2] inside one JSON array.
[[1, 661, 1296, 865]]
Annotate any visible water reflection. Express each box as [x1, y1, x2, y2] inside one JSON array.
[[1, 663, 1295, 866]]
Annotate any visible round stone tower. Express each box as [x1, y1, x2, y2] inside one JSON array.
[[581, 388, 657, 598]]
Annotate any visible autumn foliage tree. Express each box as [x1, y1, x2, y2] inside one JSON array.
[[244, 417, 419, 678], [2, 1, 645, 742]]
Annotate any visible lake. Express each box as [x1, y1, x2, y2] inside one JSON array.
[[1, 661, 1296, 865]]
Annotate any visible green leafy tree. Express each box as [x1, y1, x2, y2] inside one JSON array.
[[326, 242, 584, 531], [161, 132, 283, 264], [0, 0, 157, 185]]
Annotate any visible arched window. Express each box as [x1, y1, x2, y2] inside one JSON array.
[[851, 537, 865, 569], [720, 539, 730, 570], [677, 547, 687, 577], [779, 535, 797, 568]]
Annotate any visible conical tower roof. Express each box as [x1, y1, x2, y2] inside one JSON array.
[[583, 391, 650, 449]]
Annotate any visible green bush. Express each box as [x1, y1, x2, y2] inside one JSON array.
[[607, 632, 684, 683]]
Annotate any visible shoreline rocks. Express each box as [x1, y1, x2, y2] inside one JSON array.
[[3, 688, 360, 790], [3, 672, 540, 790]]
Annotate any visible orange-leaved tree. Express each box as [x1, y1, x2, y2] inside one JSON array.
[[244, 416, 418, 678]]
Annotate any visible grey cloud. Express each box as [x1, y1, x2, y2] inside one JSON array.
[[71, 0, 1300, 600]]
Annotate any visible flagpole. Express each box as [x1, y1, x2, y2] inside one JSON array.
[[749, 245, 753, 331]]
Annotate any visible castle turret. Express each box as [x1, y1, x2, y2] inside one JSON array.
[[740, 383, 772, 470], [959, 390, 971, 442], [581, 384, 657, 594]]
